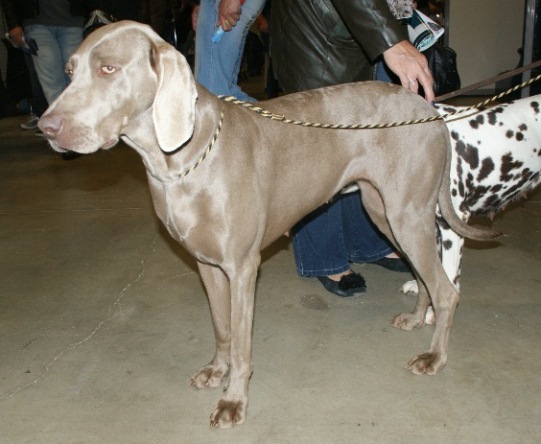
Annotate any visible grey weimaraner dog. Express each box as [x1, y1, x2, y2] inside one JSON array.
[[38, 21, 498, 428]]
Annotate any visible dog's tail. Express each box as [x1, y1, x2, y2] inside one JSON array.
[[438, 136, 502, 241]]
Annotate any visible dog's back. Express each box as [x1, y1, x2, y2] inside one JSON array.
[[438, 98, 541, 217]]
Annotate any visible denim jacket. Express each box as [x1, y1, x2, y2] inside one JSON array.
[[270, 0, 408, 93]]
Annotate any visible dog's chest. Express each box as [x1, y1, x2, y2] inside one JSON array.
[[147, 175, 229, 263], [446, 101, 541, 215], [147, 176, 197, 242]]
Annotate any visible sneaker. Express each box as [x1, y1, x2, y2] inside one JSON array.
[[20, 114, 39, 130]]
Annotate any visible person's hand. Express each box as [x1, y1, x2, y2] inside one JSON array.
[[218, 0, 243, 31], [383, 40, 435, 102], [8, 27, 25, 47]]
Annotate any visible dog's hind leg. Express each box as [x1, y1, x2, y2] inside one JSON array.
[[358, 183, 430, 330], [390, 229, 432, 331], [191, 262, 232, 389], [389, 207, 460, 375], [361, 181, 458, 375], [404, 277, 459, 375]]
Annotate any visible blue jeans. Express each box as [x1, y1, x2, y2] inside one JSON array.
[[24, 24, 83, 104], [293, 193, 394, 276], [292, 63, 397, 277], [194, 0, 266, 102]]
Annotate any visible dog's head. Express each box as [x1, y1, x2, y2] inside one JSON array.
[[38, 21, 197, 154]]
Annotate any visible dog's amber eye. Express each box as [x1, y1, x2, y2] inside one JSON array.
[[100, 66, 117, 75]]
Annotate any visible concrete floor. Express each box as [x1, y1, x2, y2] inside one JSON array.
[[1, 101, 540, 443]]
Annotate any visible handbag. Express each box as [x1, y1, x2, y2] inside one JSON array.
[[423, 43, 461, 96]]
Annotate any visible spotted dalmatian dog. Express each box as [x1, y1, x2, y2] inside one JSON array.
[[402, 95, 541, 322]]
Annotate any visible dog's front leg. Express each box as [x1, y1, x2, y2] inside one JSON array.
[[191, 263, 231, 389], [209, 257, 260, 428]]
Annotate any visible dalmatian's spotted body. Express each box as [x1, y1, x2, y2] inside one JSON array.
[[402, 96, 541, 322]]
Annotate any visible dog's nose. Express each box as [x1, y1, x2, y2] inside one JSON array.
[[38, 115, 64, 139]]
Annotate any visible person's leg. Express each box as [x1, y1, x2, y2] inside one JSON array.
[[343, 188, 412, 272], [292, 198, 352, 278], [341, 191, 394, 262], [292, 195, 369, 297], [27, 25, 83, 158], [292, 191, 410, 297], [24, 53, 48, 115], [194, 0, 266, 102], [293, 191, 395, 275], [20, 53, 48, 129], [24, 24, 68, 105]]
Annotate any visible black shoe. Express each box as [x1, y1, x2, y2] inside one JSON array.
[[61, 151, 81, 161], [370, 256, 411, 273], [317, 272, 367, 298]]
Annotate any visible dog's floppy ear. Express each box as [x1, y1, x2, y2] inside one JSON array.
[[151, 42, 197, 153]]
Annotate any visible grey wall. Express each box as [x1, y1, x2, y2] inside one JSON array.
[[448, 0, 525, 93]]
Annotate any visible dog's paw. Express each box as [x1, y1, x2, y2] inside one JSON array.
[[405, 351, 446, 375], [400, 279, 419, 294], [191, 364, 229, 389], [210, 397, 247, 428], [391, 312, 424, 330]]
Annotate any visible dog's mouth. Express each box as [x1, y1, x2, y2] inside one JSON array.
[[47, 137, 118, 154], [38, 115, 120, 154], [101, 139, 119, 149], [46, 140, 72, 154]]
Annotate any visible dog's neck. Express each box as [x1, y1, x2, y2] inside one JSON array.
[[121, 93, 225, 184]]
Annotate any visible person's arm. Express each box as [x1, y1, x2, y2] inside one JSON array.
[[333, 0, 406, 60], [1, 0, 25, 46], [332, 0, 434, 101]]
